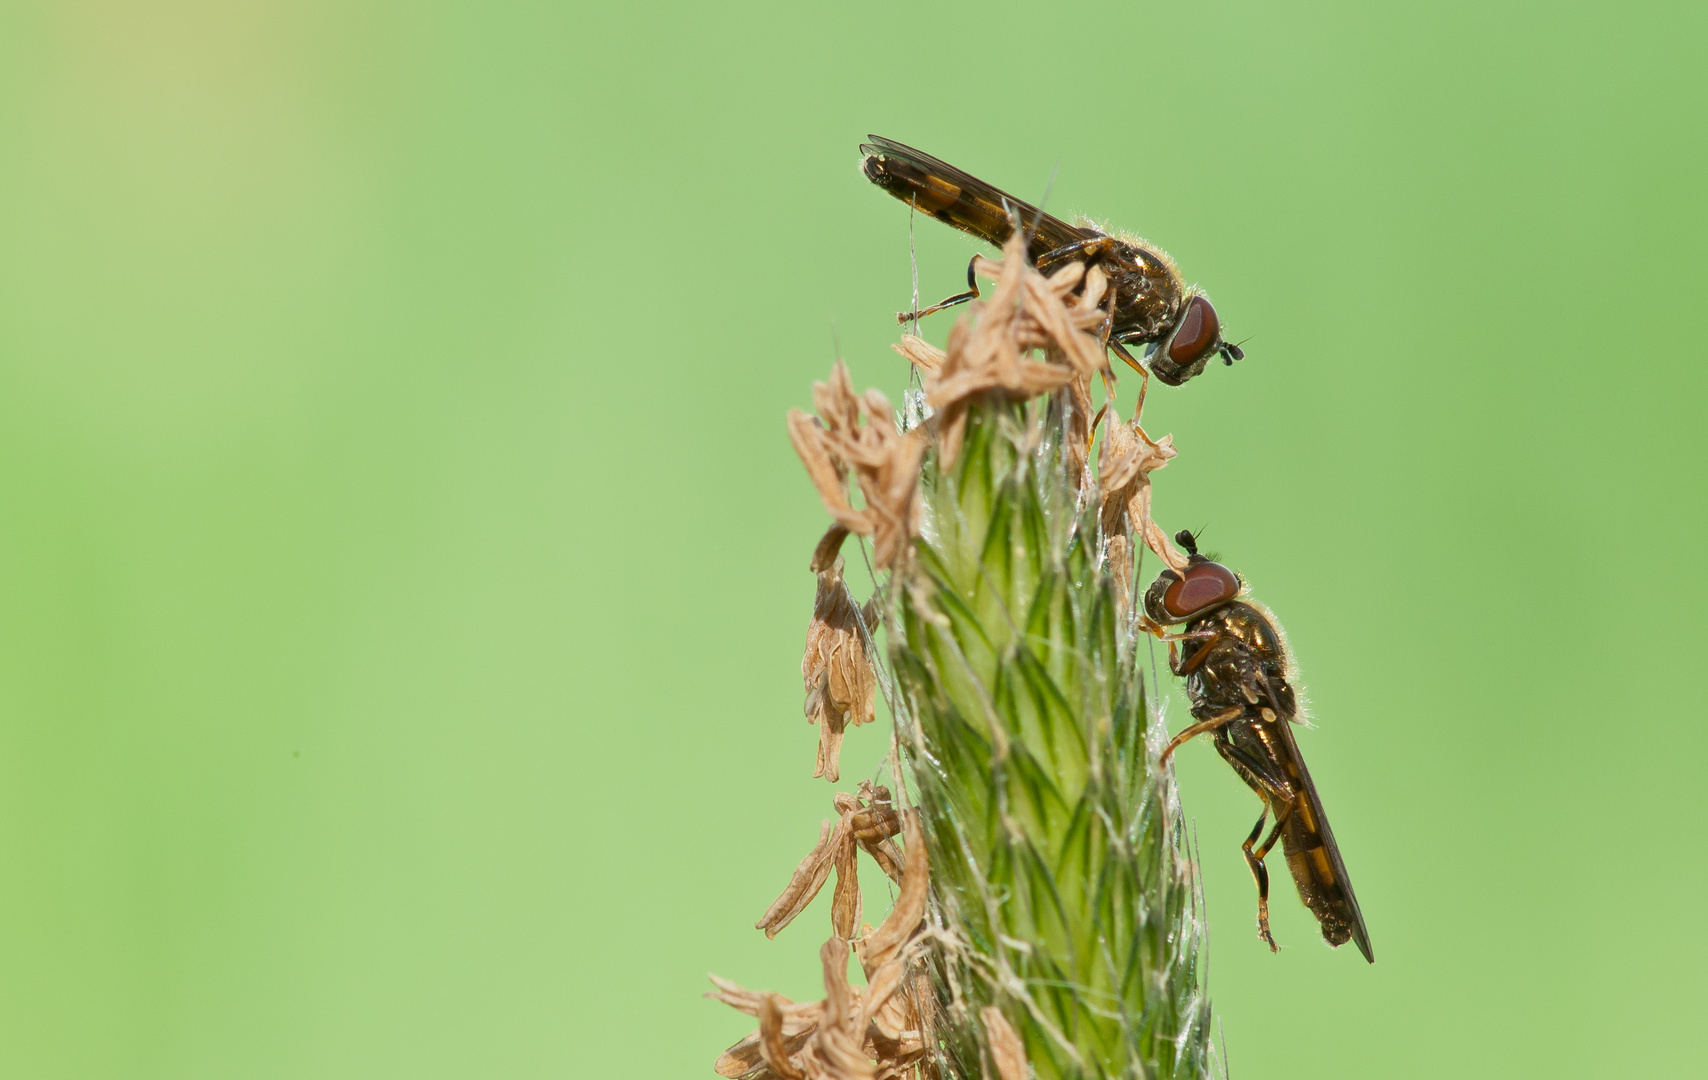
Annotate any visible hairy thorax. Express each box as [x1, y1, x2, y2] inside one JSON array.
[[1180, 602, 1295, 720]]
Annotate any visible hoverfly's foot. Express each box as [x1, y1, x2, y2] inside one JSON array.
[[1257, 902, 1279, 953], [895, 291, 978, 326], [1096, 364, 1117, 404], [1086, 402, 1108, 463], [897, 256, 984, 325]]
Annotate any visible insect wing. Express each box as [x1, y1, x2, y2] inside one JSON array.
[[860, 135, 1093, 261], [1271, 720, 1374, 962]]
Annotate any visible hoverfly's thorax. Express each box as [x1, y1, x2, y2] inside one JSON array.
[[1106, 262, 1178, 342], [1213, 603, 1284, 663]]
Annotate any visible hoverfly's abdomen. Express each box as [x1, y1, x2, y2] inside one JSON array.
[[862, 154, 960, 220]]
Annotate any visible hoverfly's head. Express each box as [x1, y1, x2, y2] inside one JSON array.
[[1143, 529, 1244, 625], [1149, 293, 1245, 386]]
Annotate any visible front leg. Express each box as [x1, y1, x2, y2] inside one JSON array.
[[1109, 342, 1152, 421], [1137, 619, 1220, 676], [1168, 629, 1222, 677], [1176, 630, 1226, 676]]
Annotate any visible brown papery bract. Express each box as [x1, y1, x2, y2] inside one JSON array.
[[916, 234, 1112, 469], [713, 814, 933, 1080], [1099, 408, 1189, 614], [794, 232, 1114, 579], [754, 782, 902, 941], [801, 555, 878, 783], [787, 363, 926, 572]]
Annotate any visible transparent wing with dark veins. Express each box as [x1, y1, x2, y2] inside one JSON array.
[[859, 135, 1095, 262]]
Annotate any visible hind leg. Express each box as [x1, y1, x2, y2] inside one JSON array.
[[895, 255, 981, 324], [1240, 795, 1296, 953]]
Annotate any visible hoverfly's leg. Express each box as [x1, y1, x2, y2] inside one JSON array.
[[1217, 738, 1294, 806], [1159, 705, 1243, 766], [1108, 340, 1148, 377], [1240, 810, 1280, 953], [894, 255, 982, 325], [1243, 794, 1297, 954], [1086, 402, 1109, 465], [1143, 626, 1220, 648], [1108, 342, 1155, 431], [1251, 795, 1294, 862], [1088, 300, 1115, 448], [1176, 631, 1227, 676], [1034, 236, 1115, 272], [1137, 625, 1220, 676], [1094, 282, 1120, 392]]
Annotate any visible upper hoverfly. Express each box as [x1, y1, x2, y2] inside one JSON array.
[[1145, 531, 1373, 962], [860, 135, 1244, 387]]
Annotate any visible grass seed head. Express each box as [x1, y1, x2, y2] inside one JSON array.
[[722, 225, 1215, 1080]]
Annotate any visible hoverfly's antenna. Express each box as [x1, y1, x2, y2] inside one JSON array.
[[1220, 335, 1250, 365], [1175, 529, 1201, 557]]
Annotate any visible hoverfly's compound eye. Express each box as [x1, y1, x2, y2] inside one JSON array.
[[1167, 295, 1221, 367], [1161, 560, 1241, 619]]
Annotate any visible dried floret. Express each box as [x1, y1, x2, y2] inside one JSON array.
[[755, 783, 902, 941], [787, 363, 926, 571], [714, 814, 931, 1080], [800, 553, 877, 783], [1098, 406, 1188, 611]]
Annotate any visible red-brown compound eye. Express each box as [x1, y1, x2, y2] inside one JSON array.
[[1161, 561, 1241, 619], [1167, 295, 1220, 366]]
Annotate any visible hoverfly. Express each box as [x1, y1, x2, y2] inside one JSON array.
[[1144, 531, 1373, 962], [860, 135, 1243, 388]]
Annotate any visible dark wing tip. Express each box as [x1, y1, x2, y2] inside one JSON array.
[[860, 134, 902, 157], [1354, 926, 1374, 963]]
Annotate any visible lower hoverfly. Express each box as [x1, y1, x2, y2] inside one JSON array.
[[1145, 532, 1373, 962], [859, 135, 1244, 389]]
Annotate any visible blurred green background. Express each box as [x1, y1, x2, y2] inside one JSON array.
[[1, 0, 1703, 1075]]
